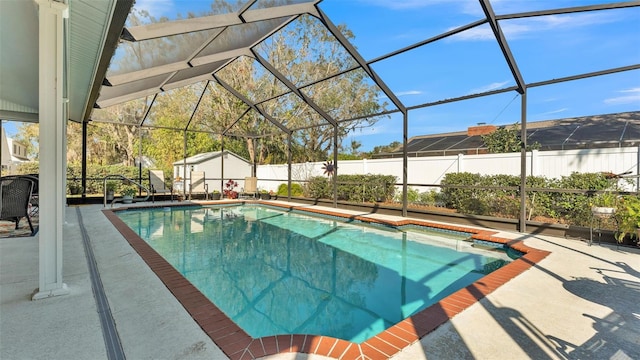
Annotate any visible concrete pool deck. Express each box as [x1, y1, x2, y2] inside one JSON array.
[[1, 201, 638, 359]]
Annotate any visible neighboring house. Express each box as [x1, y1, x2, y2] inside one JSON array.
[[1, 126, 10, 171], [1, 125, 29, 173], [374, 111, 640, 158], [173, 150, 252, 192]]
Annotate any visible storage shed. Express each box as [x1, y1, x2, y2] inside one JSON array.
[[173, 150, 252, 193]]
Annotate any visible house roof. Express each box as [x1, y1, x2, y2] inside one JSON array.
[[377, 111, 640, 158], [172, 150, 250, 166]]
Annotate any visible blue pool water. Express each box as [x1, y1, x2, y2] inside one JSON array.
[[117, 204, 514, 343]]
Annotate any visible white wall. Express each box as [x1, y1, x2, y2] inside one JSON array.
[[255, 147, 639, 192], [174, 153, 252, 192], [1, 125, 11, 168]]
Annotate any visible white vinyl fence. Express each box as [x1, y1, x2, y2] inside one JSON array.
[[256, 147, 639, 193]]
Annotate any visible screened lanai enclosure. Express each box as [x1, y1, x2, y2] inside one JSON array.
[[2, 0, 640, 235]]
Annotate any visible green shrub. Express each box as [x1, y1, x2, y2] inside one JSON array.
[[17, 162, 147, 195], [277, 183, 304, 196], [406, 187, 420, 203], [417, 190, 439, 206], [525, 176, 555, 220], [338, 174, 396, 202], [66, 164, 141, 195], [306, 174, 396, 202], [441, 171, 615, 224], [550, 172, 613, 226], [307, 176, 332, 199], [441, 172, 485, 214], [15, 162, 39, 174]]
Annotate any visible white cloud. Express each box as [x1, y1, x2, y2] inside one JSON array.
[[604, 88, 640, 105], [379, 90, 422, 100], [448, 12, 620, 42], [539, 108, 568, 116], [448, 22, 532, 42], [396, 90, 422, 96], [469, 81, 511, 94], [450, 26, 495, 41]]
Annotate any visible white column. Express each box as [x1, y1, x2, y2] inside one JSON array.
[[457, 153, 464, 173], [530, 149, 539, 176], [32, 0, 69, 300]]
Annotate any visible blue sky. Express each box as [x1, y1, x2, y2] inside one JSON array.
[[4, 0, 639, 152], [320, 0, 640, 150]]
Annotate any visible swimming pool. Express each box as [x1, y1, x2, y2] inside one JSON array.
[[115, 204, 517, 344]]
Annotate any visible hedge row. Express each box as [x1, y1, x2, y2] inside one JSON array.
[[440, 172, 616, 226], [306, 174, 397, 203], [12, 161, 621, 228], [16, 162, 151, 195]]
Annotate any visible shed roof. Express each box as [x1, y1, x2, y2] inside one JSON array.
[[172, 150, 250, 166]]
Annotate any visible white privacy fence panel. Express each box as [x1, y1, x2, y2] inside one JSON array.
[[256, 147, 639, 193], [534, 148, 637, 179], [459, 153, 524, 176], [406, 155, 459, 188]]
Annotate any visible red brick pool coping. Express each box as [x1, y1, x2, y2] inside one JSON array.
[[103, 201, 550, 360]]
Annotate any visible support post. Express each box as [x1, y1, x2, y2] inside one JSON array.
[[183, 130, 187, 198], [33, 0, 69, 300], [333, 125, 338, 208], [402, 111, 408, 217], [138, 126, 142, 193], [220, 135, 225, 194], [287, 134, 292, 201], [519, 91, 528, 233], [81, 121, 87, 202]]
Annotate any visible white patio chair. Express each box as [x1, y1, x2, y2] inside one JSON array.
[[242, 176, 258, 199], [148, 169, 174, 202], [189, 171, 208, 200]]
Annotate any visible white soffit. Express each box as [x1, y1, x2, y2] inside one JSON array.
[[0, 0, 39, 122], [68, 0, 119, 122]]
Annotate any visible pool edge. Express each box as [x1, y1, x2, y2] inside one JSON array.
[[102, 203, 550, 360]]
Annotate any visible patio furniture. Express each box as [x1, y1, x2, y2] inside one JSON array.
[[26, 174, 39, 216], [242, 176, 258, 199], [0, 176, 36, 235], [189, 171, 208, 200], [148, 170, 174, 202], [590, 206, 619, 247], [1, 174, 38, 216]]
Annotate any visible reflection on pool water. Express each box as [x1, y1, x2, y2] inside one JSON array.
[[117, 204, 515, 343]]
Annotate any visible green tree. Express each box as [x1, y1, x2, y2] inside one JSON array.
[[70, 3, 389, 168], [90, 98, 150, 165], [142, 87, 218, 171], [13, 122, 39, 159], [482, 123, 540, 153], [337, 139, 362, 159], [368, 141, 402, 156]]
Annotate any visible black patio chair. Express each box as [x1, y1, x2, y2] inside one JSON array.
[[1, 174, 38, 216], [0, 176, 36, 235], [25, 174, 39, 216]]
